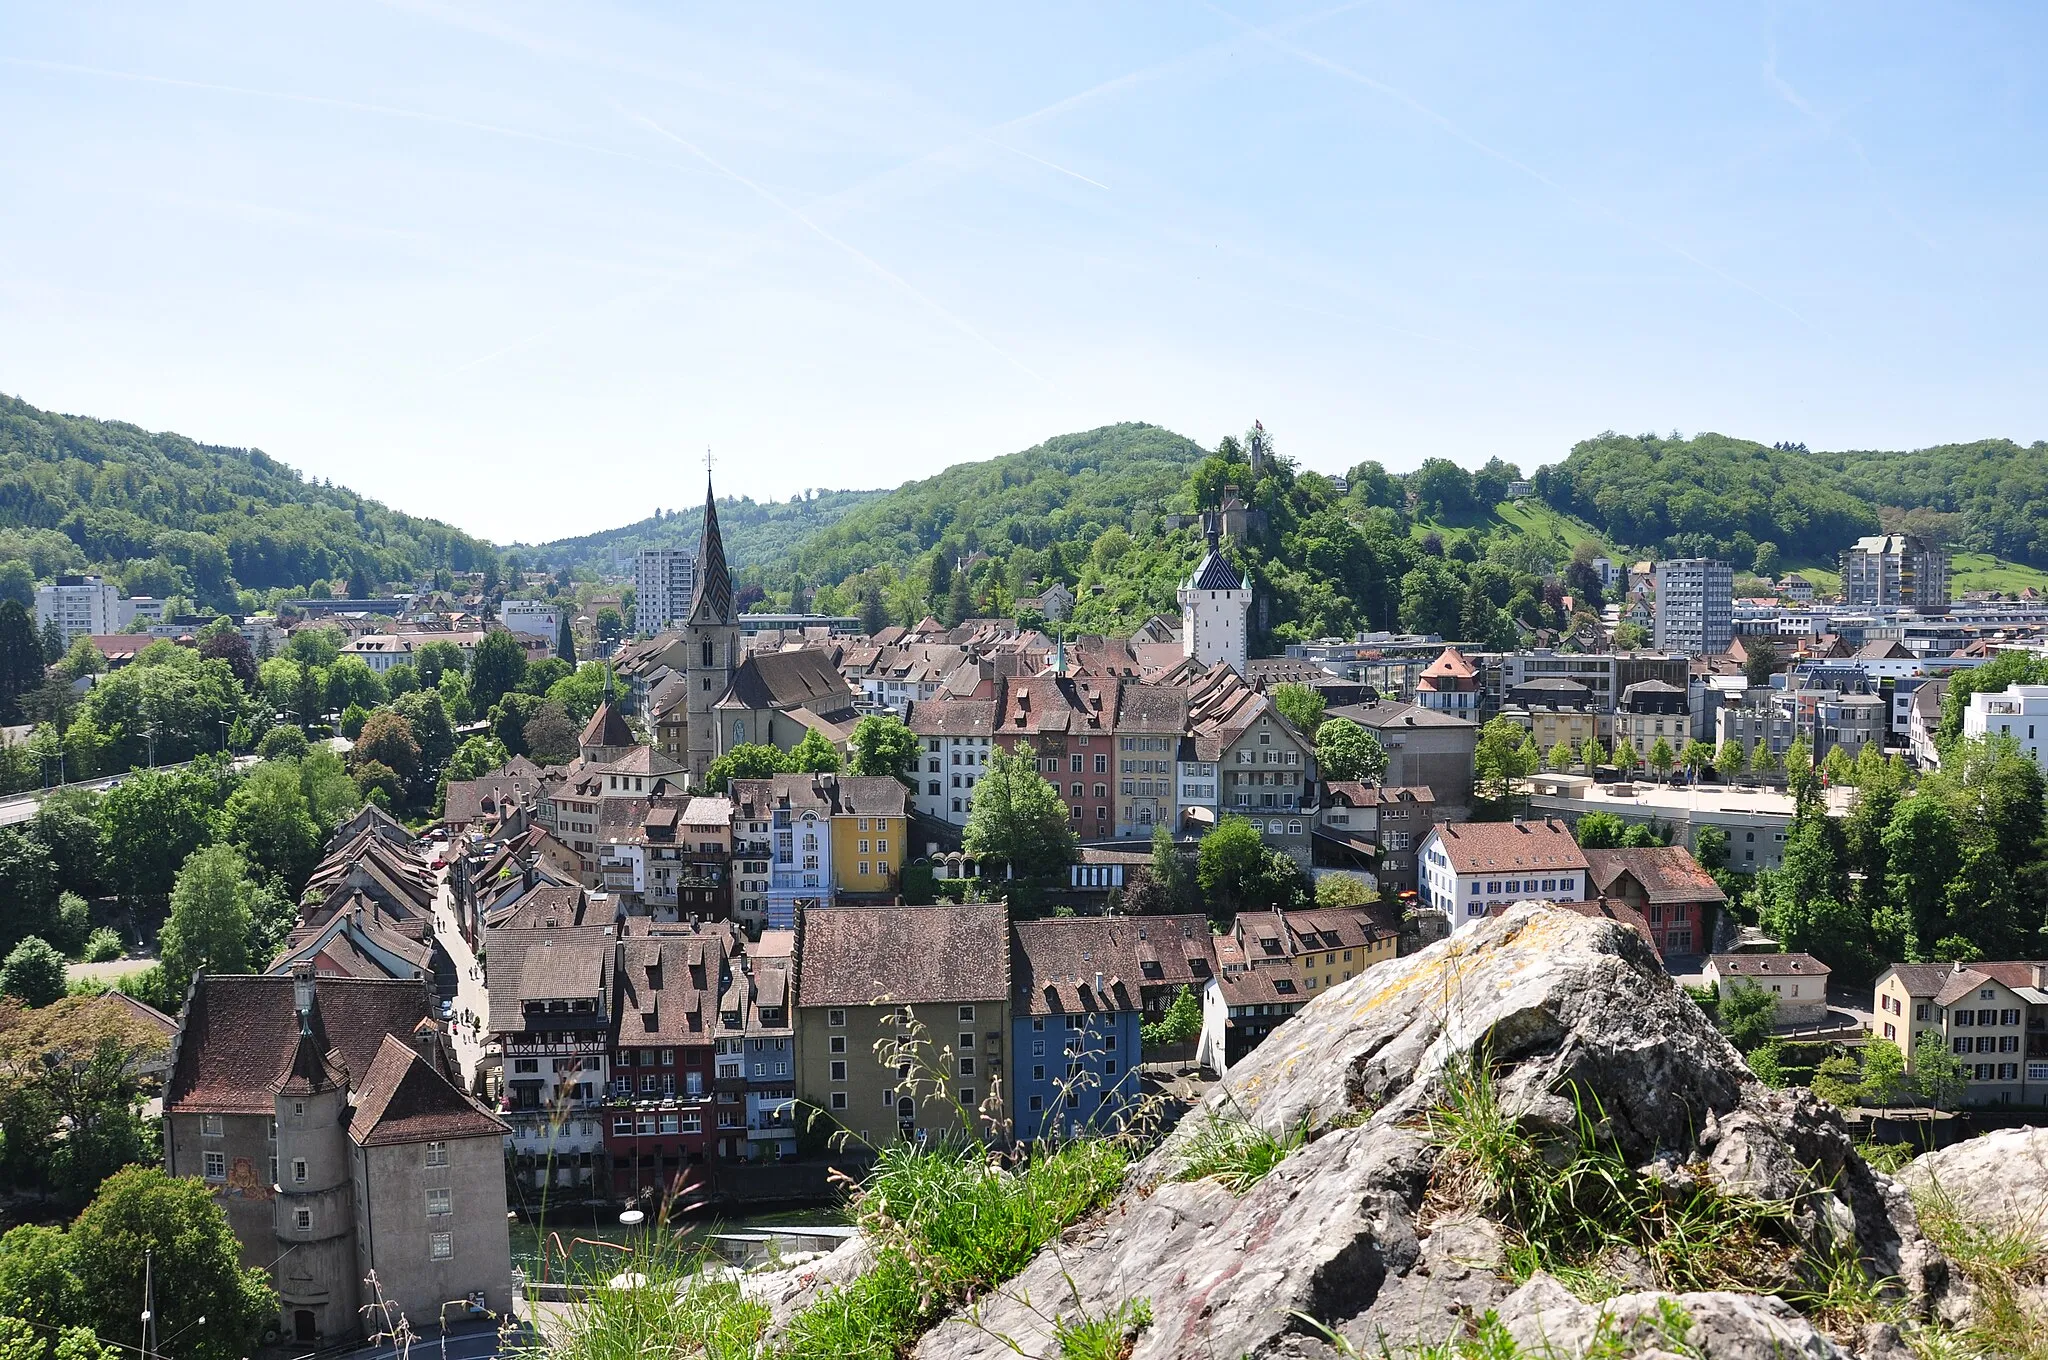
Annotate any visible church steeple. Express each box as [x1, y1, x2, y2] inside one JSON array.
[[688, 470, 733, 626]]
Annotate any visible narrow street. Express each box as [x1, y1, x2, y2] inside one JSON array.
[[429, 840, 492, 1092]]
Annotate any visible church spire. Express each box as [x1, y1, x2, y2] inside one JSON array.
[[688, 465, 734, 625]]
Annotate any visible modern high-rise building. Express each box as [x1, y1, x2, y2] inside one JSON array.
[[1652, 558, 1733, 656], [35, 574, 122, 644], [1842, 534, 1949, 607], [633, 548, 696, 634]]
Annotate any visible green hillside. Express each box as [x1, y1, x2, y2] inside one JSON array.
[[522, 487, 889, 576], [1537, 430, 2048, 574], [0, 392, 494, 609]]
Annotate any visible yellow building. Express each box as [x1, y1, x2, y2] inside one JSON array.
[[829, 776, 909, 898]]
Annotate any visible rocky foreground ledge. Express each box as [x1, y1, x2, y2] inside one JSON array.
[[889, 906, 2009, 1360]]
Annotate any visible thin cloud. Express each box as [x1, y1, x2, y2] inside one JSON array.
[[1205, 4, 1830, 336], [618, 105, 1050, 386]]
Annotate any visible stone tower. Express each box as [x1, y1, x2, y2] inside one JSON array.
[[683, 474, 738, 786], [272, 964, 361, 1345], [1178, 516, 1251, 674]]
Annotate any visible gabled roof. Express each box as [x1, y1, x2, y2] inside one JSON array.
[[482, 926, 614, 1030], [1325, 700, 1477, 732], [906, 698, 999, 738], [1582, 847, 1726, 906], [349, 1035, 505, 1146], [167, 975, 429, 1116], [795, 905, 1010, 1006], [1322, 782, 1433, 808], [1709, 953, 1830, 978], [1425, 819, 1589, 875], [581, 700, 633, 751], [722, 649, 855, 714], [1011, 917, 1150, 1015], [1421, 646, 1478, 681], [1880, 962, 1957, 996]]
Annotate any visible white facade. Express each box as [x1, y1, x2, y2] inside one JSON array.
[[1965, 684, 2048, 774], [914, 733, 992, 827], [340, 635, 412, 673], [36, 575, 122, 644], [1652, 559, 1733, 656], [1418, 827, 1587, 935], [634, 549, 696, 635], [1178, 535, 1251, 675], [499, 598, 561, 639]]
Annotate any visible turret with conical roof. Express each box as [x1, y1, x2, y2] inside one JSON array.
[[1178, 513, 1251, 674], [688, 474, 734, 627]]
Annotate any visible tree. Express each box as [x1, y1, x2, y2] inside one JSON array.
[[445, 735, 511, 784], [66, 1167, 277, 1360], [1742, 637, 1782, 689], [0, 937, 66, 1007], [1314, 718, 1387, 784], [1268, 683, 1326, 734], [1647, 735, 1676, 782], [1572, 811, 1628, 849], [1197, 816, 1306, 915], [468, 629, 528, 710], [1809, 1054, 1863, 1109], [1315, 874, 1377, 908], [1473, 716, 1536, 808], [1751, 743, 1782, 777], [1579, 738, 1605, 772], [1906, 1033, 1968, 1112], [1860, 1038, 1905, 1107], [704, 743, 789, 794], [351, 759, 404, 807], [556, 611, 577, 665], [787, 728, 843, 774], [849, 714, 919, 784], [159, 844, 259, 992], [1694, 825, 1729, 873], [1546, 740, 1573, 773], [858, 579, 889, 636], [256, 723, 309, 760], [95, 768, 221, 905], [1140, 987, 1203, 1048], [55, 636, 105, 684], [196, 626, 258, 695], [1679, 739, 1715, 783], [1612, 620, 1650, 650], [522, 700, 578, 765], [322, 655, 387, 713], [490, 691, 543, 756], [1718, 983, 1779, 1051], [544, 662, 613, 724], [1714, 739, 1747, 784], [963, 746, 1077, 880], [31, 789, 103, 900], [353, 709, 420, 780], [0, 997, 165, 1205], [1148, 823, 1194, 913], [1751, 541, 1781, 577], [0, 601, 45, 726], [219, 760, 321, 893], [595, 606, 624, 643]]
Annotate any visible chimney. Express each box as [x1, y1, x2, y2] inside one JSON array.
[[291, 961, 315, 1017]]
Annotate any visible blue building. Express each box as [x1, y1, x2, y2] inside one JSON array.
[[1009, 919, 1147, 1142]]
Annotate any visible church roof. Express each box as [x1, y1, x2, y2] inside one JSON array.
[[581, 700, 632, 751], [1188, 544, 1243, 592], [688, 476, 734, 626]]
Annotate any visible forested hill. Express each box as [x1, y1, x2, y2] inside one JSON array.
[[1536, 431, 2048, 570], [522, 486, 889, 575], [0, 393, 495, 608]]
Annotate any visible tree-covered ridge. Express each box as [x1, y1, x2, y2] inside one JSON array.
[[1536, 430, 2048, 569], [0, 392, 496, 606], [520, 485, 889, 575], [783, 422, 1208, 586]]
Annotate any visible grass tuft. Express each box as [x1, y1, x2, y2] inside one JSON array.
[[1905, 1177, 2048, 1360], [1171, 1108, 1310, 1194], [1053, 1296, 1153, 1360]]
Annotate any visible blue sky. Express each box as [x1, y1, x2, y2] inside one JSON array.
[[1, 2, 2042, 544]]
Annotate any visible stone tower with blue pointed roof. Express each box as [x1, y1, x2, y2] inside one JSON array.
[[1177, 513, 1251, 674]]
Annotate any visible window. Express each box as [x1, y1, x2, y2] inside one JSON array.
[[614, 1115, 634, 1134], [1999, 1063, 2019, 1081], [202, 1115, 223, 1137], [830, 1092, 847, 1111], [959, 1056, 976, 1077], [292, 1158, 308, 1184], [959, 1088, 975, 1106], [831, 1061, 847, 1082], [2002, 1009, 2021, 1026], [425, 1141, 448, 1167], [829, 1009, 846, 1027], [430, 1232, 453, 1261], [1978, 1036, 1997, 1053], [1979, 1008, 2000, 1026], [203, 1152, 225, 1181], [426, 1187, 453, 1215], [1072, 755, 1084, 772], [829, 1035, 846, 1054], [295, 1208, 313, 1232], [1952, 1038, 1971, 1055]]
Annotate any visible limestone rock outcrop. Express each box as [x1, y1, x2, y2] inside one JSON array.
[[912, 905, 1946, 1360]]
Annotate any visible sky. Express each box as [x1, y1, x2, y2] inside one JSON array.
[[1, 2, 2044, 545]]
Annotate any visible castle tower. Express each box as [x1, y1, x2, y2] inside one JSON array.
[[1178, 516, 1251, 674], [683, 472, 739, 786], [271, 965, 361, 1348]]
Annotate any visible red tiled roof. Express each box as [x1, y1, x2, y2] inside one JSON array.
[[167, 975, 430, 1116], [1582, 847, 1726, 906], [795, 905, 1009, 1007], [1427, 819, 1589, 875], [349, 1035, 506, 1146]]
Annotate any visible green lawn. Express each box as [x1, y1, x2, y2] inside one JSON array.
[[1950, 550, 2048, 595], [1405, 499, 1612, 553]]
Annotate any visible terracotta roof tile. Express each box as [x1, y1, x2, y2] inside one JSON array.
[[350, 1035, 506, 1146], [796, 905, 1009, 1007]]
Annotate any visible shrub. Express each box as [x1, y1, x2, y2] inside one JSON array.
[[81, 928, 123, 964], [1, 936, 68, 1007]]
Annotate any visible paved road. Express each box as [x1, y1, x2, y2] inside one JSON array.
[[327, 1319, 524, 1360], [0, 755, 260, 825], [429, 841, 491, 1090]]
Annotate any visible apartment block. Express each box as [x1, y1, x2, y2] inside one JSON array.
[[1652, 559, 1734, 656]]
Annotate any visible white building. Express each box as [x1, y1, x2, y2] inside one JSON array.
[[340, 634, 413, 673], [1965, 684, 2048, 774], [1652, 559, 1733, 656], [634, 549, 696, 635], [36, 574, 122, 644], [1419, 819, 1590, 934], [905, 700, 997, 829], [1177, 518, 1251, 674], [499, 598, 562, 639]]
